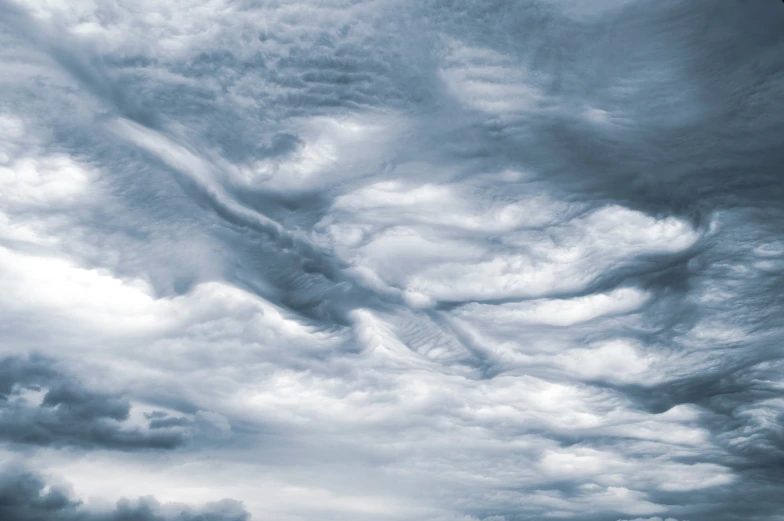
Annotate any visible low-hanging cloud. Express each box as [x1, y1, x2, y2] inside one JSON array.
[[0, 467, 249, 521], [0, 356, 186, 450]]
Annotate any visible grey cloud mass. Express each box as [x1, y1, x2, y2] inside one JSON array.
[[0, 356, 186, 450], [0, 467, 249, 521], [1, 0, 783, 520]]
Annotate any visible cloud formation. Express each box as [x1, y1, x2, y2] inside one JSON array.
[[0, 356, 185, 450], [0, 467, 249, 521], [1, 0, 783, 520]]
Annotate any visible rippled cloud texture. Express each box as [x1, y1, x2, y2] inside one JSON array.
[[1, 0, 783, 520]]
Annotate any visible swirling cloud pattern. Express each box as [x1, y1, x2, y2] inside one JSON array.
[[1, 1, 783, 520]]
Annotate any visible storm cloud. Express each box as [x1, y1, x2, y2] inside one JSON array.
[[0, 356, 186, 450], [0, 467, 249, 521], [1, 0, 784, 520]]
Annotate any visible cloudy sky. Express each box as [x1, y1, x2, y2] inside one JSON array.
[[1, 1, 783, 520]]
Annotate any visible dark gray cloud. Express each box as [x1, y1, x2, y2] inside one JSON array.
[[0, 356, 185, 450], [0, 468, 249, 521]]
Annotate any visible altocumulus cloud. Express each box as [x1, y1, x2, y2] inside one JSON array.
[[0, 0, 783, 520]]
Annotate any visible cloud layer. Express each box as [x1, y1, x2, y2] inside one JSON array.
[[1, 0, 784, 520]]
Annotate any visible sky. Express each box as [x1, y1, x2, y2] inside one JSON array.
[[0, 1, 783, 520]]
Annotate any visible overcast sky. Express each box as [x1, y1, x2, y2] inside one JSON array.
[[1, 1, 784, 520]]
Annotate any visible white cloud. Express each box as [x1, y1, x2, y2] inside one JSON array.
[[439, 41, 546, 115]]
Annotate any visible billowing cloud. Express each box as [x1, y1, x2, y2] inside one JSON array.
[[1, 0, 784, 520], [0, 467, 249, 521], [0, 356, 185, 450]]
